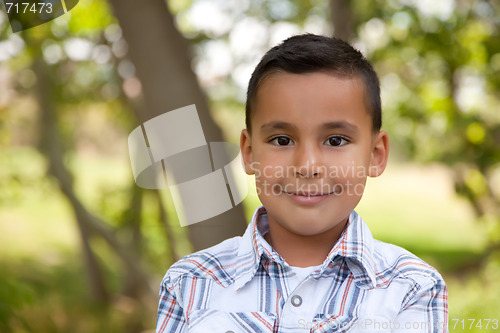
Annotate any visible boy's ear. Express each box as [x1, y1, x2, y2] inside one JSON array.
[[240, 129, 255, 175], [368, 130, 389, 178]]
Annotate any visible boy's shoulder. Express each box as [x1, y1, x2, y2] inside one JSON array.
[[343, 212, 445, 290], [163, 235, 243, 288], [366, 237, 445, 289]]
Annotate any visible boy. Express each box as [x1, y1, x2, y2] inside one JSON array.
[[156, 34, 448, 333]]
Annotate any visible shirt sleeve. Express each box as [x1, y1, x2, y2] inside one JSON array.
[[156, 275, 187, 333], [393, 277, 448, 333]]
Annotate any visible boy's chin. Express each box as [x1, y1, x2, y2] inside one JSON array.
[[266, 205, 350, 236]]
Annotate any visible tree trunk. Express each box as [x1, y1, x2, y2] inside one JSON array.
[[156, 191, 180, 263], [108, 0, 247, 252], [330, 0, 353, 41]]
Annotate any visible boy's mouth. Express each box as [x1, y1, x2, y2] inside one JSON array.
[[284, 191, 334, 197], [283, 190, 334, 205]]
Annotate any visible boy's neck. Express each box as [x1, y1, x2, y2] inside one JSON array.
[[264, 217, 348, 268]]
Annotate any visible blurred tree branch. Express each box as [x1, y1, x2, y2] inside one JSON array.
[[34, 56, 110, 303], [32, 46, 155, 303]]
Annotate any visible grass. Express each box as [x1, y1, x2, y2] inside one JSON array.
[[0, 147, 497, 332]]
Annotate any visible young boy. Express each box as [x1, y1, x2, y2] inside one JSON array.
[[156, 34, 448, 333]]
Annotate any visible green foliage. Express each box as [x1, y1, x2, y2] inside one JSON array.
[[0, 275, 34, 332], [368, 1, 500, 164], [348, 1, 500, 229], [1, 1, 158, 331], [1, 0, 500, 331], [0, 148, 54, 206], [67, 0, 113, 35]]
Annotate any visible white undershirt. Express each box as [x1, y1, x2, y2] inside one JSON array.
[[288, 265, 321, 292]]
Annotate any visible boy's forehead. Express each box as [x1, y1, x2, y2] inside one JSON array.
[[252, 72, 371, 127]]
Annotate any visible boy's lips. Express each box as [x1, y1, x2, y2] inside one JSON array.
[[283, 190, 334, 205], [284, 191, 334, 196]]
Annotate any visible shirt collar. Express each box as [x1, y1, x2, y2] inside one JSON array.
[[233, 206, 378, 290], [233, 206, 274, 290], [322, 210, 378, 288]]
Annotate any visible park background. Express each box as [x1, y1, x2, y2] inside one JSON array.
[[1, 0, 499, 332]]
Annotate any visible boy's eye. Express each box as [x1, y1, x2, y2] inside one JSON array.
[[325, 136, 349, 147], [269, 136, 293, 146]]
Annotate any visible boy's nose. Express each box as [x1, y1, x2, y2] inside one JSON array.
[[297, 168, 320, 178], [294, 144, 323, 178]]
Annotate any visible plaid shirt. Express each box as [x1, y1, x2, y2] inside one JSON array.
[[156, 206, 448, 333]]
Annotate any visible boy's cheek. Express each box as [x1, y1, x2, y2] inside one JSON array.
[[252, 163, 281, 179]]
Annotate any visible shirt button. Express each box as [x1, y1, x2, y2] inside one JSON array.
[[291, 295, 303, 307]]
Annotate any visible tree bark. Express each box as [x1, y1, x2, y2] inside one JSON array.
[[122, 184, 145, 297], [330, 0, 353, 41], [108, 0, 247, 252], [156, 191, 180, 263]]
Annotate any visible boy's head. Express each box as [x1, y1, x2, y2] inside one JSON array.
[[245, 34, 381, 134], [240, 34, 389, 247]]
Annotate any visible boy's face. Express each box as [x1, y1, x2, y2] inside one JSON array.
[[240, 72, 389, 238]]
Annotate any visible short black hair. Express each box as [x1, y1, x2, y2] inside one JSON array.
[[245, 34, 381, 133]]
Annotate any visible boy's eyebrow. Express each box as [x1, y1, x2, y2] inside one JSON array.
[[260, 121, 298, 132], [321, 121, 358, 133], [260, 121, 358, 133]]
